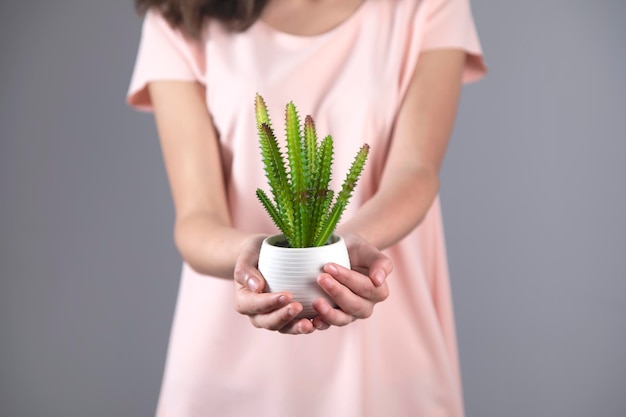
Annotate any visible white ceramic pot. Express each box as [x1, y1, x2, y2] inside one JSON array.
[[258, 234, 350, 319]]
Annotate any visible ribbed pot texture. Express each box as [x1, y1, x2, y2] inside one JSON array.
[[258, 234, 350, 319]]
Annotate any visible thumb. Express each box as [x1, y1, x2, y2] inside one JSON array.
[[234, 235, 267, 292]]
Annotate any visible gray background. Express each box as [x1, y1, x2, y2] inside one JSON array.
[[1, 0, 624, 416]]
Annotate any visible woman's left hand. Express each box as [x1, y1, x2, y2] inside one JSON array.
[[311, 233, 392, 330]]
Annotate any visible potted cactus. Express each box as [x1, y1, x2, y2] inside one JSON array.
[[254, 94, 369, 318]]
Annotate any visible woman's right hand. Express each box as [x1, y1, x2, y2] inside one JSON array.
[[233, 236, 317, 334]]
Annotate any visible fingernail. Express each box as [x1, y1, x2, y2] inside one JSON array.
[[277, 295, 287, 304], [325, 264, 338, 275], [247, 276, 259, 292], [317, 301, 330, 314], [300, 321, 312, 334], [320, 277, 333, 289], [374, 271, 386, 286]]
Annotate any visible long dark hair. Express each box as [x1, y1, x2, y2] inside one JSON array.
[[135, 0, 269, 37]]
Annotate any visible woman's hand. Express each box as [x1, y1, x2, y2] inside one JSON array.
[[233, 236, 316, 334], [311, 233, 393, 330], [233, 233, 392, 333]]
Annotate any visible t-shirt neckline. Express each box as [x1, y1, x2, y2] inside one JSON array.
[[253, 0, 369, 43]]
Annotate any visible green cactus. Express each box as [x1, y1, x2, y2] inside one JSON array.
[[255, 94, 369, 248]]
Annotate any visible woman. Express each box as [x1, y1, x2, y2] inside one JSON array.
[[127, 0, 486, 415]]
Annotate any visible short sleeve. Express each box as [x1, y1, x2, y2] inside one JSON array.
[[421, 0, 487, 83], [126, 10, 205, 111]]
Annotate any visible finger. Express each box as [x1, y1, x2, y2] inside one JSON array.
[[316, 273, 374, 319], [234, 287, 292, 315], [323, 263, 389, 303], [311, 315, 331, 331], [234, 267, 266, 294], [312, 297, 356, 327], [233, 241, 266, 293], [369, 256, 393, 287], [249, 302, 299, 330], [278, 318, 316, 335], [349, 243, 393, 287], [249, 303, 315, 334]]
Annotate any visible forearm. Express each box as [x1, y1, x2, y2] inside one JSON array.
[[339, 51, 466, 249], [337, 166, 439, 250], [174, 212, 264, 279]]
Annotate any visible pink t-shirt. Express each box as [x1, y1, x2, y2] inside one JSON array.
[[128, 0, 486, 416]]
